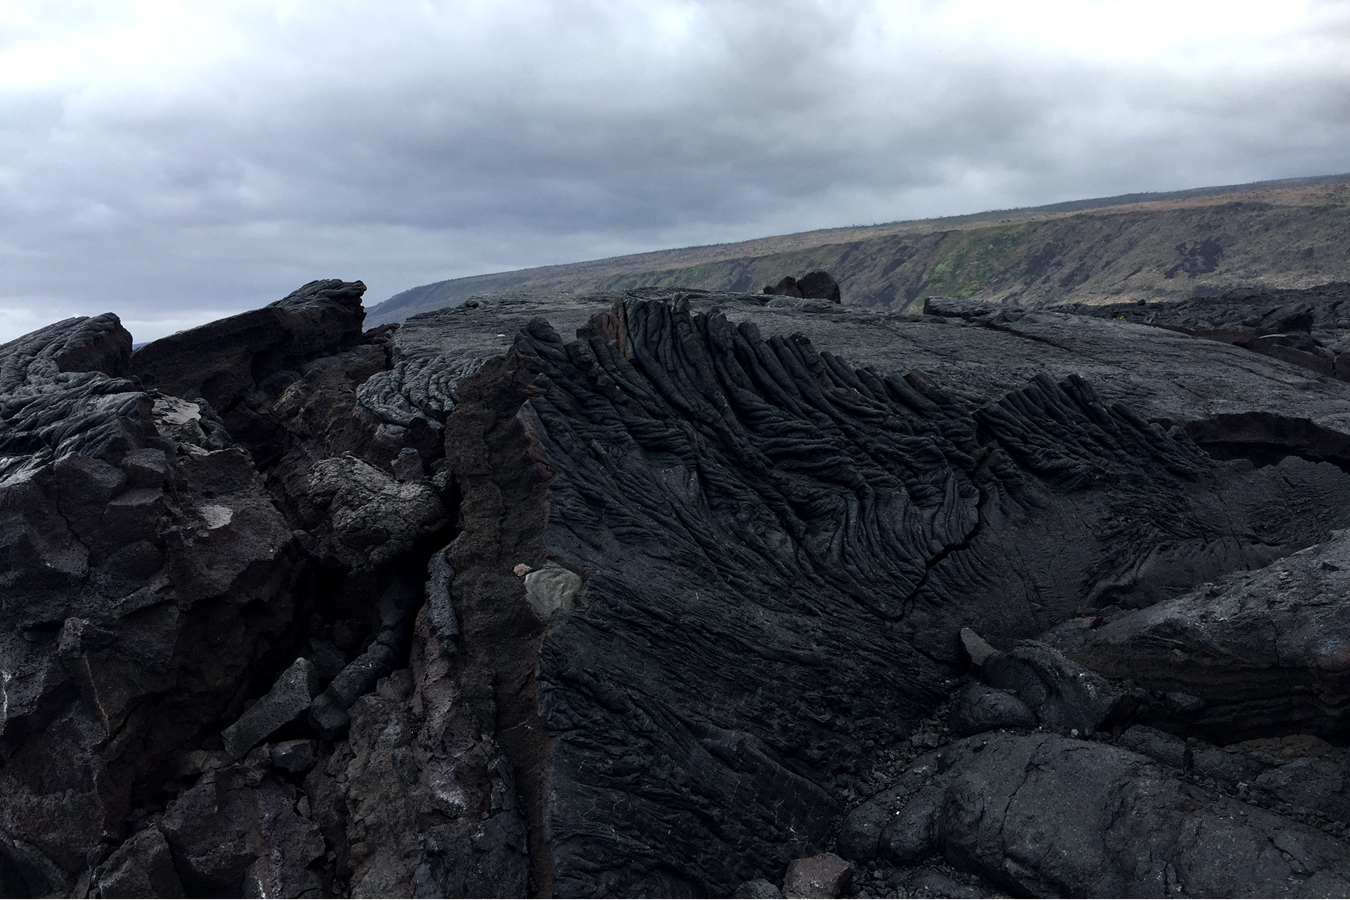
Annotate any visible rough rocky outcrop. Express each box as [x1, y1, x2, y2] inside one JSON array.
[[386, 289, 1350, 894], [132, 279, 367, 417], [839, 732, 1350, 897], [765, 270, 842, 303], [8, 281, 1350, 897], [0, 313, 306, 895], [1044, 529, 1350, 742]]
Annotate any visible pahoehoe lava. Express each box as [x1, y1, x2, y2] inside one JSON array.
[[5, 281, 1350, 897]]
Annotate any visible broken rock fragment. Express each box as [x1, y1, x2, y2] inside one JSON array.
[[221, 657, 321, 761]]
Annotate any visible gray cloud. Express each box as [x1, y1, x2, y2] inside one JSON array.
[[2, 0, 1349, 342]]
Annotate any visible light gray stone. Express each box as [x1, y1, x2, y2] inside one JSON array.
[[782, 853, 852, 899], [523, 563, 583, 623]]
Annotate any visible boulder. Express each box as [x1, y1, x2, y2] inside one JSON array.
[[795, 270, 842, 303], [221, 657, 321, 760], [89, 827, 184, 899], [870, 732, 1350, 896], [160, 766, 325, 897], [958, 627, 998, 669], [782, 852, 852, 898], [981, 642, 1127, 735], [948, 684, 1037, 737], [765, 271, 842, 303], [132, 279, 366, 415], [1053, 529, 1350, 742]]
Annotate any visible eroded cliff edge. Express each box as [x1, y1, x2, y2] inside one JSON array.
[[5, 283, 1350, 897]]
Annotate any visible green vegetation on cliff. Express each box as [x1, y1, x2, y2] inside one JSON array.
[[369, 174, 1350, 325]]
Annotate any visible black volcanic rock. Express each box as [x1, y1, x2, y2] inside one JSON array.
[[159, 764, 325, 896], [429, 296, 1350, 894], [948, 685, 1036, 737], [0, 315, 308, 895], [766, 270, 841, 303], [10, 284, 1350, 896], [1047, 530, 1350, 743], [0, 313, 140, 482], [979, 642, 1126, 735], [796, 270, 842, 303], [845, 732, 1350, 896], [1014, 282, 1350, 383], [132, 279, 366, 414]]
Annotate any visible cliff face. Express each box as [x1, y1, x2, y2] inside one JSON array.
[[368, 179, 1350, 325], [6, 282, 1350, 896]]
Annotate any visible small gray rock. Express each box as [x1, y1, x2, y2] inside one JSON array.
[[221, 658, 320, 760], [523, 563, 584, 624], [270, 739, 318, 773], [731, 877, 782, 899], [959, 627, 998, 669], [782, 852, 852, 899], [949, 684, 1036, 737]]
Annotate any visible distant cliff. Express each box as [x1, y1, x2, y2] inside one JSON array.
[[368, 173, 1350, 325]]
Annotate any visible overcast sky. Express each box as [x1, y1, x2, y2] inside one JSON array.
[[2, 0, 1349, 343]]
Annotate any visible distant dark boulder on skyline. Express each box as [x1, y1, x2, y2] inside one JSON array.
[[766, 269, 842, 302]]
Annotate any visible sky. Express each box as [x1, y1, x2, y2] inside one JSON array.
[[2, 0, 1349, 344]]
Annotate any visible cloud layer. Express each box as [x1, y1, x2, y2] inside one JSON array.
[[2, 0, 1349, 342]]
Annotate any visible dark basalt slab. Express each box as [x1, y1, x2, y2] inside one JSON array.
[[843, 732, 1350, 897], [1048, 529, 1350, 743], [433, 294, 1350, 894], [132, 278, 367, 416]]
